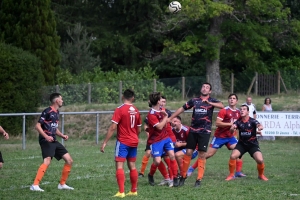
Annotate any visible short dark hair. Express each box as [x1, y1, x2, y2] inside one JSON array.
[[202, 82, 212, 91], [123, 89, 135, 100], [241, 104, 249, 111], [50, 93, 61, 103], [149, 92, 161, 106], [228, 93, 238, 100], [175, 116, 181, 121], [264, 97, 271, 104], [161, 95, 166, 100]]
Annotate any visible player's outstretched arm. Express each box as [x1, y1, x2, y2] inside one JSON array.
[[206, 101, 224, 109], [101, 123, 117, 153], [35, 123, 54, 142], [56, 129, 68, 140], [169, 107, 185, 121], [215, 118, 232, 128], [230, 124, 237, 133], [0, 126, 9, 139]]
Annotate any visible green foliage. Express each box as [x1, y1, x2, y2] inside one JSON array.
[[0, 0, 60, 84], [0, 43, 44, 134]]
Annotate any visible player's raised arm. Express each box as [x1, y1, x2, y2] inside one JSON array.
[[169, 107, 185, 121]]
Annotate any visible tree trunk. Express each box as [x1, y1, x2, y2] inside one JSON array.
[[206, 15, 225, 96]]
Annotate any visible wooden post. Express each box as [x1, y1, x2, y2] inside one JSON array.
[[119, 81, 122, 104], [247, 76, 256, 95], [231, 73, 234, 93], [182, 77, 185, 100], [277, 71, 281, 94], [88, 83, 91, 104], [280, 76, 288, 93], [255, 72, 258, 95], [153, 79, 156, 92], [206, 75, 209, 83]]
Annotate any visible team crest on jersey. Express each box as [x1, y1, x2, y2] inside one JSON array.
[[128, 106, 137, 114]]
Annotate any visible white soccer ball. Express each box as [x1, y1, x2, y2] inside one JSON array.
[[169, 1, 181, 14]]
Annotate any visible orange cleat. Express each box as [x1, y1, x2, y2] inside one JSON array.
[[225, 175, 235, 181], [258, 175, 269, 181]]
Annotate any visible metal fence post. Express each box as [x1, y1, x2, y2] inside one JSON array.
[[182, 77, 185, 100], [153, 79, 156, 92], [119, 81, 122, 104], [22, 114, 26, 150], [255, 72, 258, 95], [61, 114, 65, 145], [231, 73, 234, 93], [56, 85, 59, 93], [96, 113, 99, 144], [88, 83, 91, 104]]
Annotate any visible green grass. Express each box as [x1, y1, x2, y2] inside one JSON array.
[[1, 137, 300, 200]]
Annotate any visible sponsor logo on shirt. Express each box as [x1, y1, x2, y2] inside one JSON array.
[[195, 108, 207, 113], [241, 131, 251, 136], [51, 122, 58, 128]]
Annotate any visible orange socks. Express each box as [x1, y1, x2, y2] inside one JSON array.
[[228, 159, 236, 176], [60, 163, 72, 185], [236, 159, 243, 172], [140, 155, 150, 175], [197, 158, 206, 180], [257, 163, 265, 176], [33, 164, 48, 185], [129, 169, 138, 192], [181, 154, 191, 177], [116, 169, 125, 193]]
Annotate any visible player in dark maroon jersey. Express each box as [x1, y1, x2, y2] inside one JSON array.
[[187, 94, 246, 179], [169, 83, 224, 187], [227, 104, 268, 181], [30, 93, 74, 192], [101, 89, 142, 198]]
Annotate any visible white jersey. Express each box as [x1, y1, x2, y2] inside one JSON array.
[[242, 103, 256, 118]]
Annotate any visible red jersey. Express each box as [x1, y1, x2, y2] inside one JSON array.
[[172, 124, 190, 142], [111, 104, 142, 147], [147, 108, 169, 145], [214, 106, 240, 138]]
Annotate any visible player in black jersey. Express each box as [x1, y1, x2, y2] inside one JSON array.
[[30, 93, 74, 192], [169, 83, 224, 187], [226, 104, 268, 181]]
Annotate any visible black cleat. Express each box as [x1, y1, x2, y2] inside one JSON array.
[[173, 176, 179, 187], [194, 179, 201, 187], [138, 173, 144, 177], [178, 176, 187, 187], [148, 174, 155, 186]]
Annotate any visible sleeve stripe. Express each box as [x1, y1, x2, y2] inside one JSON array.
[[153, 122, 159, 127], [111, 120, 118, 124]]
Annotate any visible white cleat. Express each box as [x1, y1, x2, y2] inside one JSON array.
[[58, 184, 74, 190], [157, 179, 170, 186], [30, 185, 44, 192]]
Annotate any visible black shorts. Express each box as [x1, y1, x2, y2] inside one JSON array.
[[186, 132, 211, 152], [39, 140, 68, 160], [0, 151, 3, 163], [234, 142, 261, 158], [145, 144, 151, 151]]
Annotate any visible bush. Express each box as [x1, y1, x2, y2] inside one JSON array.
[[0, 43, 44, 135]]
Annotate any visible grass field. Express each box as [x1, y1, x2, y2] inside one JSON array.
[[1, 137, 300, 200]]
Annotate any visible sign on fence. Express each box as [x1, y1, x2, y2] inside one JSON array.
[[257, 112, 300, 136]]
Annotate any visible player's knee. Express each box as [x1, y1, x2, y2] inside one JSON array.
[[0, 162, 3, 169], [256, 158, 264, 164], [66, 158, 73, 165]]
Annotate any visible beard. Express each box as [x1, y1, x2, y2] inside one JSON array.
[[201, 92, 209, 96]]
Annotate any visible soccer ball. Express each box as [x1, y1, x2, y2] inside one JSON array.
[[169, 1, 181, 13]]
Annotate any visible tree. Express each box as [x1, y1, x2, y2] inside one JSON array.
[[0, 0, 60, 85], [60, 23, 101, 74]]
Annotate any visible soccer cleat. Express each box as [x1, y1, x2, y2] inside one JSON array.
[[173, 176, 179, 187], [138, 173, 144, 178], [126, 191, 138, 196], [168, 180, 174, 187], [58, 184, 74, 190], [30, 185, 44, 192], [178, 176, 187, 187], [187, 166, 195, 177], [235, 172, 246, 177], [194, 179, 201, 187], [113, 192, 125, 198], [148, 174, 155, 186], [225, 175, 236, 181], [158, 179, 170, 186], [258, 175, 269, 181]]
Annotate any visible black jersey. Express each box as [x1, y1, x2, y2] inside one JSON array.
[[38, 106, 59, 142], [234, 117, 260, 146], [183, 97, 220, 134]]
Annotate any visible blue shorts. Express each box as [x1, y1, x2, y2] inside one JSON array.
[[210, 136, 238, 149], [181, 149, 198, 159], [115, 140, 137, 162], [150, 138, 174, 158]]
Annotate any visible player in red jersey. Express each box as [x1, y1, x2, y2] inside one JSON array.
[[146, 92, 178, 187], [101, 89, 142, 198], [187, 94, 246, 178], [171, 116, 198, 176], [169, 83, 224, 187], [0, 125, 9, 169], [227, 104, 268, 181]]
